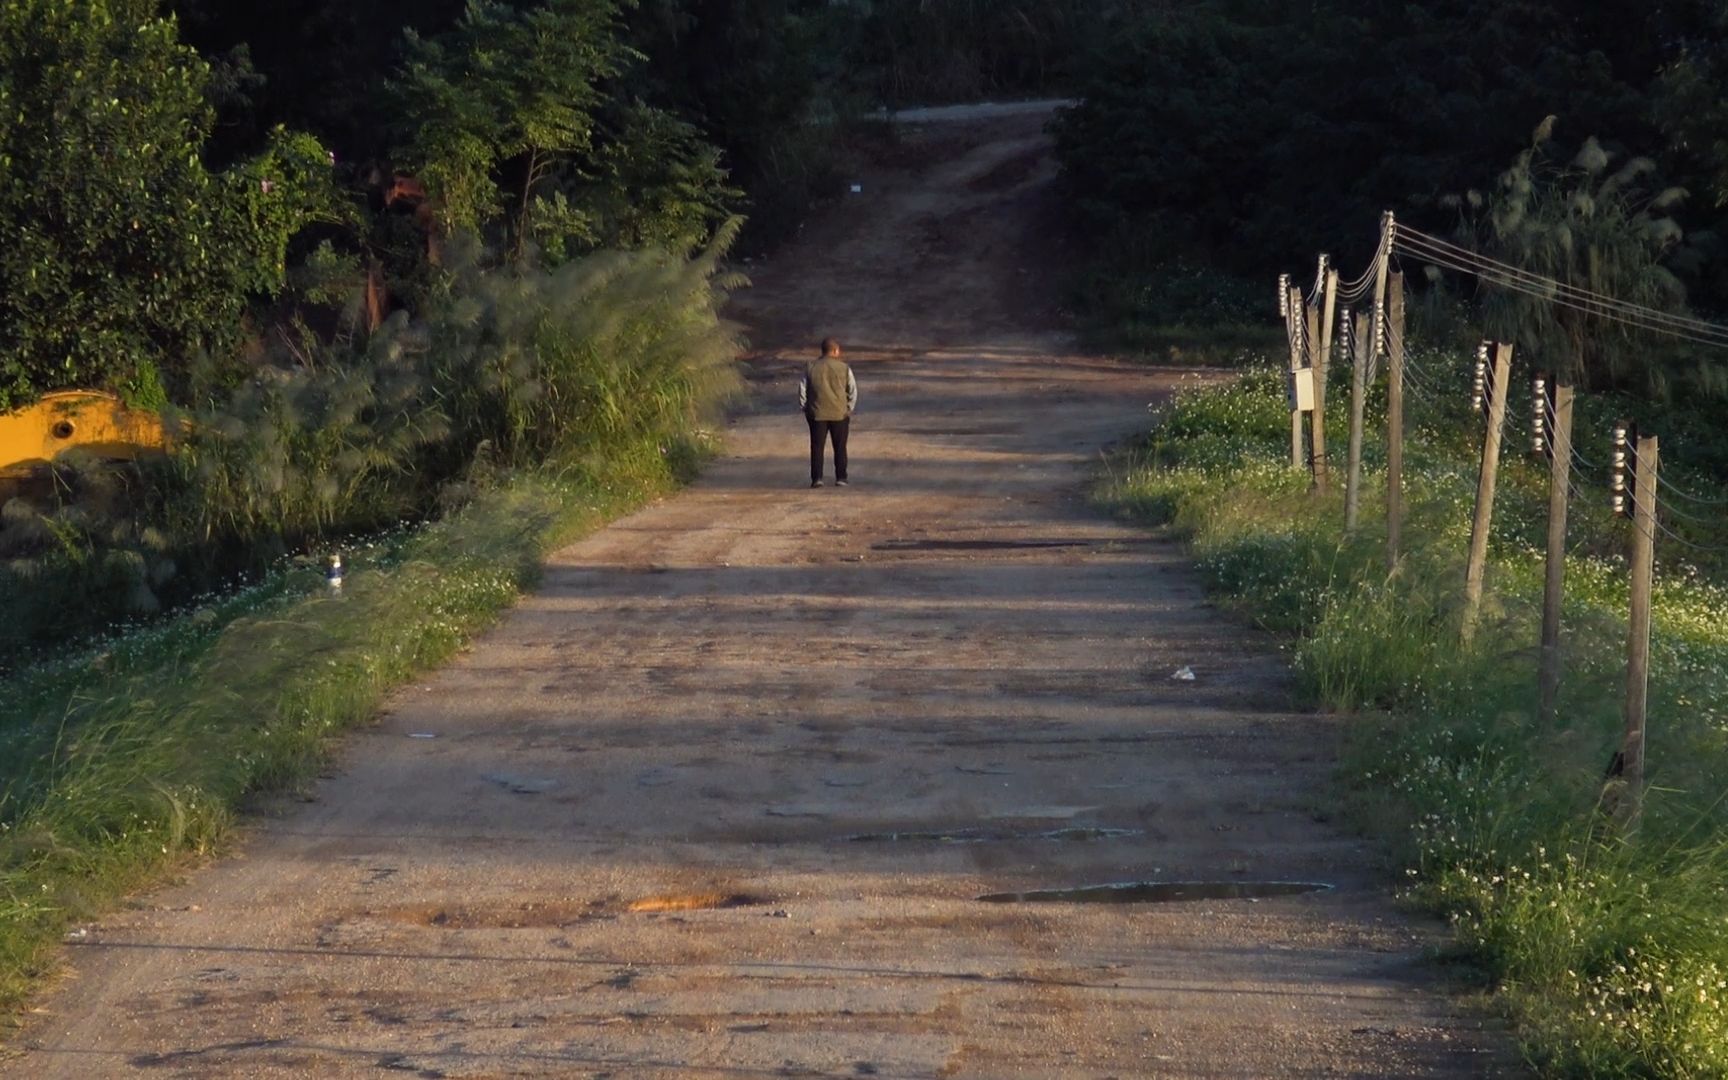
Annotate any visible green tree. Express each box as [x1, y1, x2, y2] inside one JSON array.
[[166, 0, 470, 165], [624, 0, 858, 248], [1658, 8, 1728, 208], [554, 102, 741, 257], [1054, 0, 1703, 273], [0, 0, 336, 409], [389, 0, 636, 259]]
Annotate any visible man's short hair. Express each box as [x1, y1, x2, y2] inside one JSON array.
[[820, 337, 841, 356]]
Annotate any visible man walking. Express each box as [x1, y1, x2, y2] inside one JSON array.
[[799, 337, 857, 488]]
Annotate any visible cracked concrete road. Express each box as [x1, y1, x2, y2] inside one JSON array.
[[7, 104, 1510, 1078]]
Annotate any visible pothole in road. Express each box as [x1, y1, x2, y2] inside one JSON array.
[[977, 881, 1333, 904], [384, 892, 770, 926], [625, 892, 768, 914], [847, 827, 1141, 844], [872, 538, 1092, 552]]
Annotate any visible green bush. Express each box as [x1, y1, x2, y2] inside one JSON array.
[[0, 0, 337, 409], [0, 226, 743, 663]]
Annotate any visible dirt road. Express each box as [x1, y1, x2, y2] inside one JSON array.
[[9, 106, 1507, 1077]]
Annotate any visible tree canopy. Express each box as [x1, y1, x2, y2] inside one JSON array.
[[0, 0, 335, 409], [1054, 1, 1725, 271]]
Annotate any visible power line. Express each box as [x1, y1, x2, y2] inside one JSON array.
[[1536, 397, 1604, 481], [1399, 227, 1725, 338], [1656, 472, 1728, 507], [1396, 227, 1728, 344], [1335, 235, 1388, 305], [1327, 264, 1726, 564], [1285, 259, 1728, 542], [1393, 233, 1728, 350], [1654, 497, 1724, 531], [1652, 516, 1728, 556], [1395, 237, 1728, 348], [1395, 362, 1452, 414]]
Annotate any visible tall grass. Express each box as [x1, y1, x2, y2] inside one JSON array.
[[1099, 358, 1728, 1077], [0, 468, 682, 1021], [0, 228, 742, 662], [0, 232, 740, 1024]]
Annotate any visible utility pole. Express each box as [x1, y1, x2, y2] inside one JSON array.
[[1285, 281, 1305, 469], [1344, 309, 1369, 531], [1371, 212, 1395, 321], [1312, 260, 1337, 492], [1384, 273, 1406, 569], [1609, 429, 1659, 830], [1462, 341, 1513, 644], [1537, 377, 1574, 726]]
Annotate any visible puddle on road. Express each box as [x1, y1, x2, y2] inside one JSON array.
[[872, 538, 1092, 552], [977, 881, 1333, 904], [847, 827, 1140, 844]]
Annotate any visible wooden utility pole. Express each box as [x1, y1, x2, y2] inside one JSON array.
[[1370, 213, 1395, 353], [1462, 342, 1513, 644], [1306, 301, 1323, 484], [1372, 212, 1395, 315], [1287, 285, 1306, 469], [1612, 433, 1659, 829], [1537, 381, 1575, 726], [1344, 309, 1369, 531], [1385, 273, 1406, 569], [1312, 262, 1337, 492]]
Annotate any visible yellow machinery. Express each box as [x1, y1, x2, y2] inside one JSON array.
[[0, 391, 168, 500]]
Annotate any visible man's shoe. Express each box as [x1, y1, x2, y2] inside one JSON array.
[[835, 479, 849, 487], [810, 479, 824, 488]]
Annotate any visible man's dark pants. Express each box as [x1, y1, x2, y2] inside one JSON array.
[[807, 416, 849, 483]]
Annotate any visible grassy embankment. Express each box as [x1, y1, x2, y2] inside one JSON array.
[[0, 237, 742, 1026], [1099, 348, 1728, 1076], [0, 446, 699, 1025]]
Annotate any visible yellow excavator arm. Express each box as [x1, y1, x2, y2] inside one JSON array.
[[0, 391, 168, 497]]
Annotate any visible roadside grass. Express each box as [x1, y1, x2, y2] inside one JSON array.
[[0, 440, 699, 1024], [1098, 361, 1728, 1077]]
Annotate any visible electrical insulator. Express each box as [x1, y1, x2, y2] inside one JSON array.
[[1278, 273, 1290, 318], [1611, 422, 1631, 516], [1373, 298, 1386, 355], [1339, 309, 1353, 356], [1472, 344, 1489, 413], [1531, 375, 1548, 456]]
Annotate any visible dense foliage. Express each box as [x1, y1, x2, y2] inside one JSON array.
[[0, 0, 772, 657], [0, 0, 337, 410], [1057, 1, 1720, 270], [1054, 0, 1728, 389], [854, 0, 1101, 107], [0, 229, 742, 655]]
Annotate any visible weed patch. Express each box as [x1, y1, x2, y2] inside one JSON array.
[[0, 452, 692, 1022], [1099, 356, 1728, 1076]]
